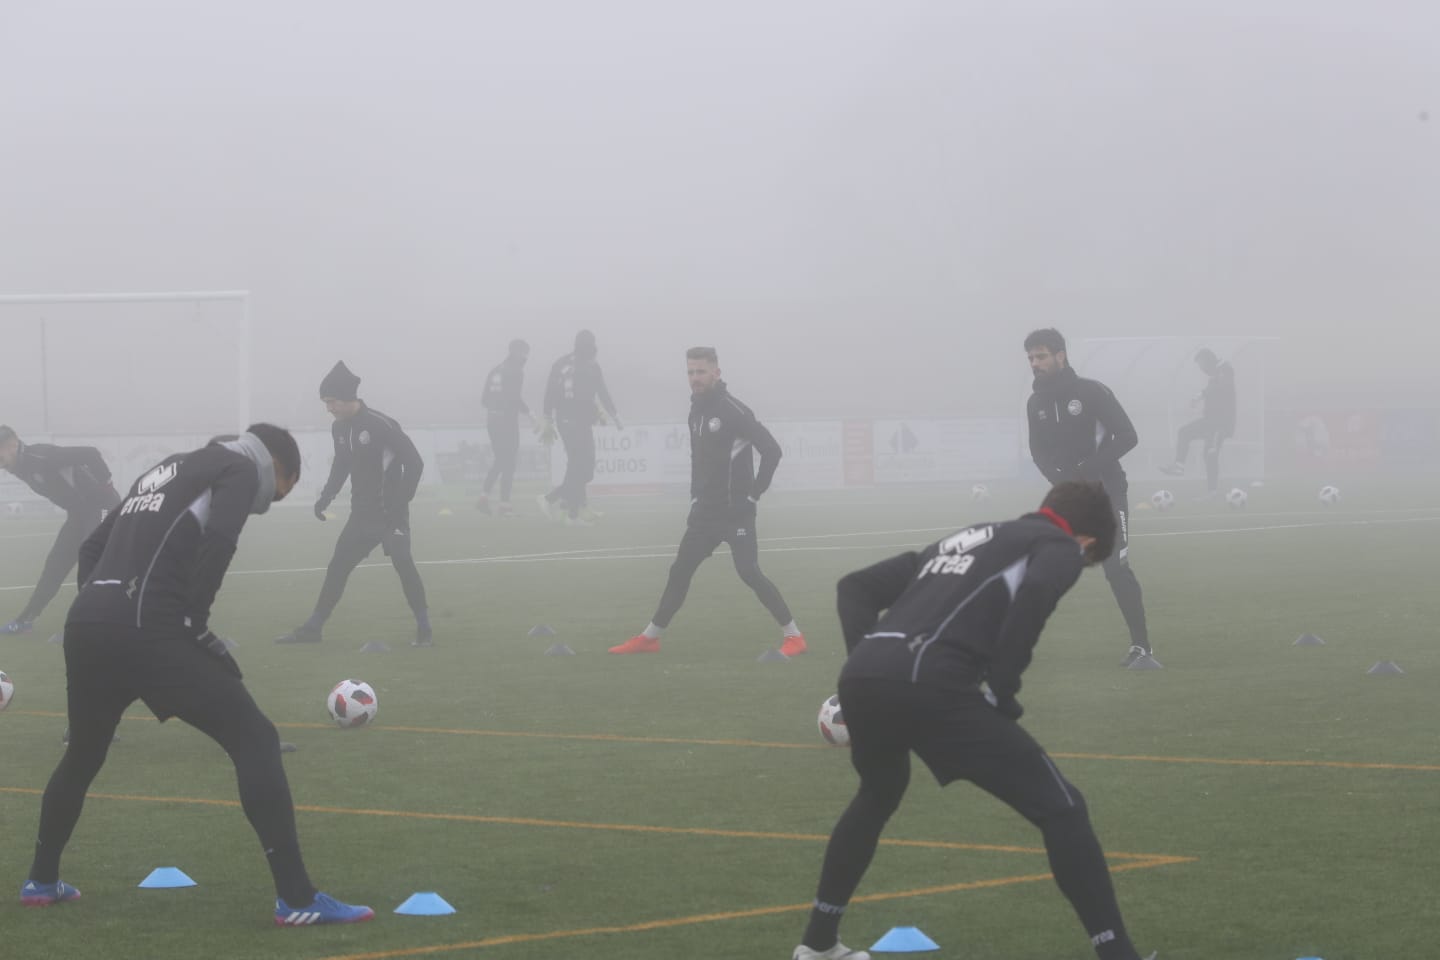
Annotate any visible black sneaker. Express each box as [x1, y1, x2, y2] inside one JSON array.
[[412, 629, 434, 648], [276, 624, 323, 645], [1120, 645, 1150, 667]]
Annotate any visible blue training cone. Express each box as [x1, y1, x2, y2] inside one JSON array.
[[395, 891, 456, 916], [870, 926, 940, 952], [138, 867, 197, 889]]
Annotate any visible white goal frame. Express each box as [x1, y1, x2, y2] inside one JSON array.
[[1070, 335, 1278, 483], [0, 290, 251, 434]]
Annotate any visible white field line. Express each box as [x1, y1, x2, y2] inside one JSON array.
[[3, 512, 1438, 593]]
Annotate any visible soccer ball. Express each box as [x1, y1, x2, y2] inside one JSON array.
[[817, 694, 849, 747], [1150, 490, 1176, 511], [1318, 485, 1341, 506], [0, 670, 13, 711], [327, 679, 378, 729], [970, 483, 990, 502], [1225, 488, 1248, 509]]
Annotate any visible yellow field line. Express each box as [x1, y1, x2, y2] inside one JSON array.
[[1052, 751, 1440, 773], [314, 858, 1188, 960], [11, 709, 1440, 772], [0, 786, 1176, 860]]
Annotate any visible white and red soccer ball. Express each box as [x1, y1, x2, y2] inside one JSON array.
[[817, 694, 848, 747], [327, 679, 378, 728]]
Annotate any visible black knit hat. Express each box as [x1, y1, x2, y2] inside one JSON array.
[[319, 361, 361, 401]]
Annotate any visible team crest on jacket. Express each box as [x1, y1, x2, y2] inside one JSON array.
[[1067, 399, 1083, 416], [707, 417, 722, 432], [137, 462, 178, 494], [358, 430, 371, 445]]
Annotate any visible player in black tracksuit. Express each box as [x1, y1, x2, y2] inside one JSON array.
[[1159, 348, 1236, 494], [794, 482, 1153, 960], [276, 362, 430, 646], [539, 330, 620, 524], [477, 339, 533, 516], [20, 425, 374, 924], [612, 347, 803, 655], [0, 426, 122, 634], [1024, 329, 1152, 666]]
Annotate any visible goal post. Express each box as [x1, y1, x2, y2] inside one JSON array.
[[1069, 336, 1276, 484], [0, 290, 251, 437]]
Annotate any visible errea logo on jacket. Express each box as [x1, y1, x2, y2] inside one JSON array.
[[138, 462, 178, 495]]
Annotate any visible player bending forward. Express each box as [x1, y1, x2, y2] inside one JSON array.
[[793, 481, 1154, 960]]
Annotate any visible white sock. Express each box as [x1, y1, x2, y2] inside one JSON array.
[[642, 622, 663, 640], [781, 620, 800, 637]]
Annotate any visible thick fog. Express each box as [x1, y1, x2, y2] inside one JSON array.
[[1, 0, 1436, 436]]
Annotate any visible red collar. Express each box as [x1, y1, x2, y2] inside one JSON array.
[[1038, 507, 1073, 535]]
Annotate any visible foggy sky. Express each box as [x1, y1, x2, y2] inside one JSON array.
[[2, 0, 1436, 435]]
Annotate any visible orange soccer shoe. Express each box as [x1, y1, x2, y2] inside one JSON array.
[[608, 635, 661, 655], [779, 634, 808, 657]]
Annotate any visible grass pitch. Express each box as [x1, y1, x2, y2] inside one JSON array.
[[2, 479, 1437, 960]]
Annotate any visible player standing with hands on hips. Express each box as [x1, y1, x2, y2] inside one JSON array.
[[1024, 329, 1153, 667]]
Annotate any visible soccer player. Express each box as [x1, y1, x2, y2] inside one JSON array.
[[20, 425, 374, 926], [1158, 348, 1236, 496], [276, 362, 431, 646], [1024, 329, 1152, 667], [793, 482, 1153, 960], [611, 347, 805, 656], [0, 426, 122, 634], [537, 329, 621, 526], [476, 338, 534, 516]]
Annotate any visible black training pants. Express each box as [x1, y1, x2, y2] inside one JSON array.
[[29, 622, 316, 905], [313, 510, 427, 620], [810, 678, 1136, 956], [1099, 480, 1148, 651], [547, 419, 595, 517], [651, 508, 793, 629], [484, 415, 521, 502], [1175, 417, 1225, 492]]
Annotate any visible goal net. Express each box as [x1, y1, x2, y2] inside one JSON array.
[[1069, 336, 1275, 485], [0, 291, 250, 505]]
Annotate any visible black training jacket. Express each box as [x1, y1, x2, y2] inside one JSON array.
[[68, 443, 258, 635], [1026, 367, 1137, 489], [688, 383, 781, 516], [5, 442, 117, 513], [838, 514, 1085, 699], [318, 404, 424, 517]]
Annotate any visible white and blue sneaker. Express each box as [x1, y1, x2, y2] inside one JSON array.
[[793, 944, 870, 960], [274, 891, 375, 926], [1, 620, 35, 635], [20, 879, 81, 907]]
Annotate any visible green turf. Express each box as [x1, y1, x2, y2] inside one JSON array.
[[2, 481, 1437, 960]]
